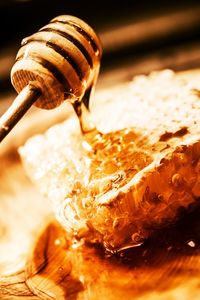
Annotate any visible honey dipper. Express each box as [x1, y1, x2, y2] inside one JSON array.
[[0, 15, 102, 142]]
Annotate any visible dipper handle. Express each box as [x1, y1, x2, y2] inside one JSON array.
[[0, 84, 40, 142]]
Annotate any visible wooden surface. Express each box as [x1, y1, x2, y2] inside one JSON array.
[[0, 69, 200, 299]]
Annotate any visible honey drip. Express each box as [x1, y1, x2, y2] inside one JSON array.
[[72, 100, 95, 133], [72, 85, 96, 134]]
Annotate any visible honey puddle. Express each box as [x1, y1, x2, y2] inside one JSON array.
[[26, 204, 200, 300]]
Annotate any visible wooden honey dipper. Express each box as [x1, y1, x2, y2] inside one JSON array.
[[0, 15, 102, 142]]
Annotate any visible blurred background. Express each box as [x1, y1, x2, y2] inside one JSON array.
[[1, 0, 200, 114]]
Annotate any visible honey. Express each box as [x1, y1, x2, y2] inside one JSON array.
[[26, 204, 200, 299], [72, 99, 96, 133], [70, 127, 152, 199]]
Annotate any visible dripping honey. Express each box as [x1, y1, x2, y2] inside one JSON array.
[[72, 100, 96, 133], [71, 84, 97, 134]]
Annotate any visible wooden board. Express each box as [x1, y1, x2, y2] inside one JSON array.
[[0, 70, 200, 300]]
